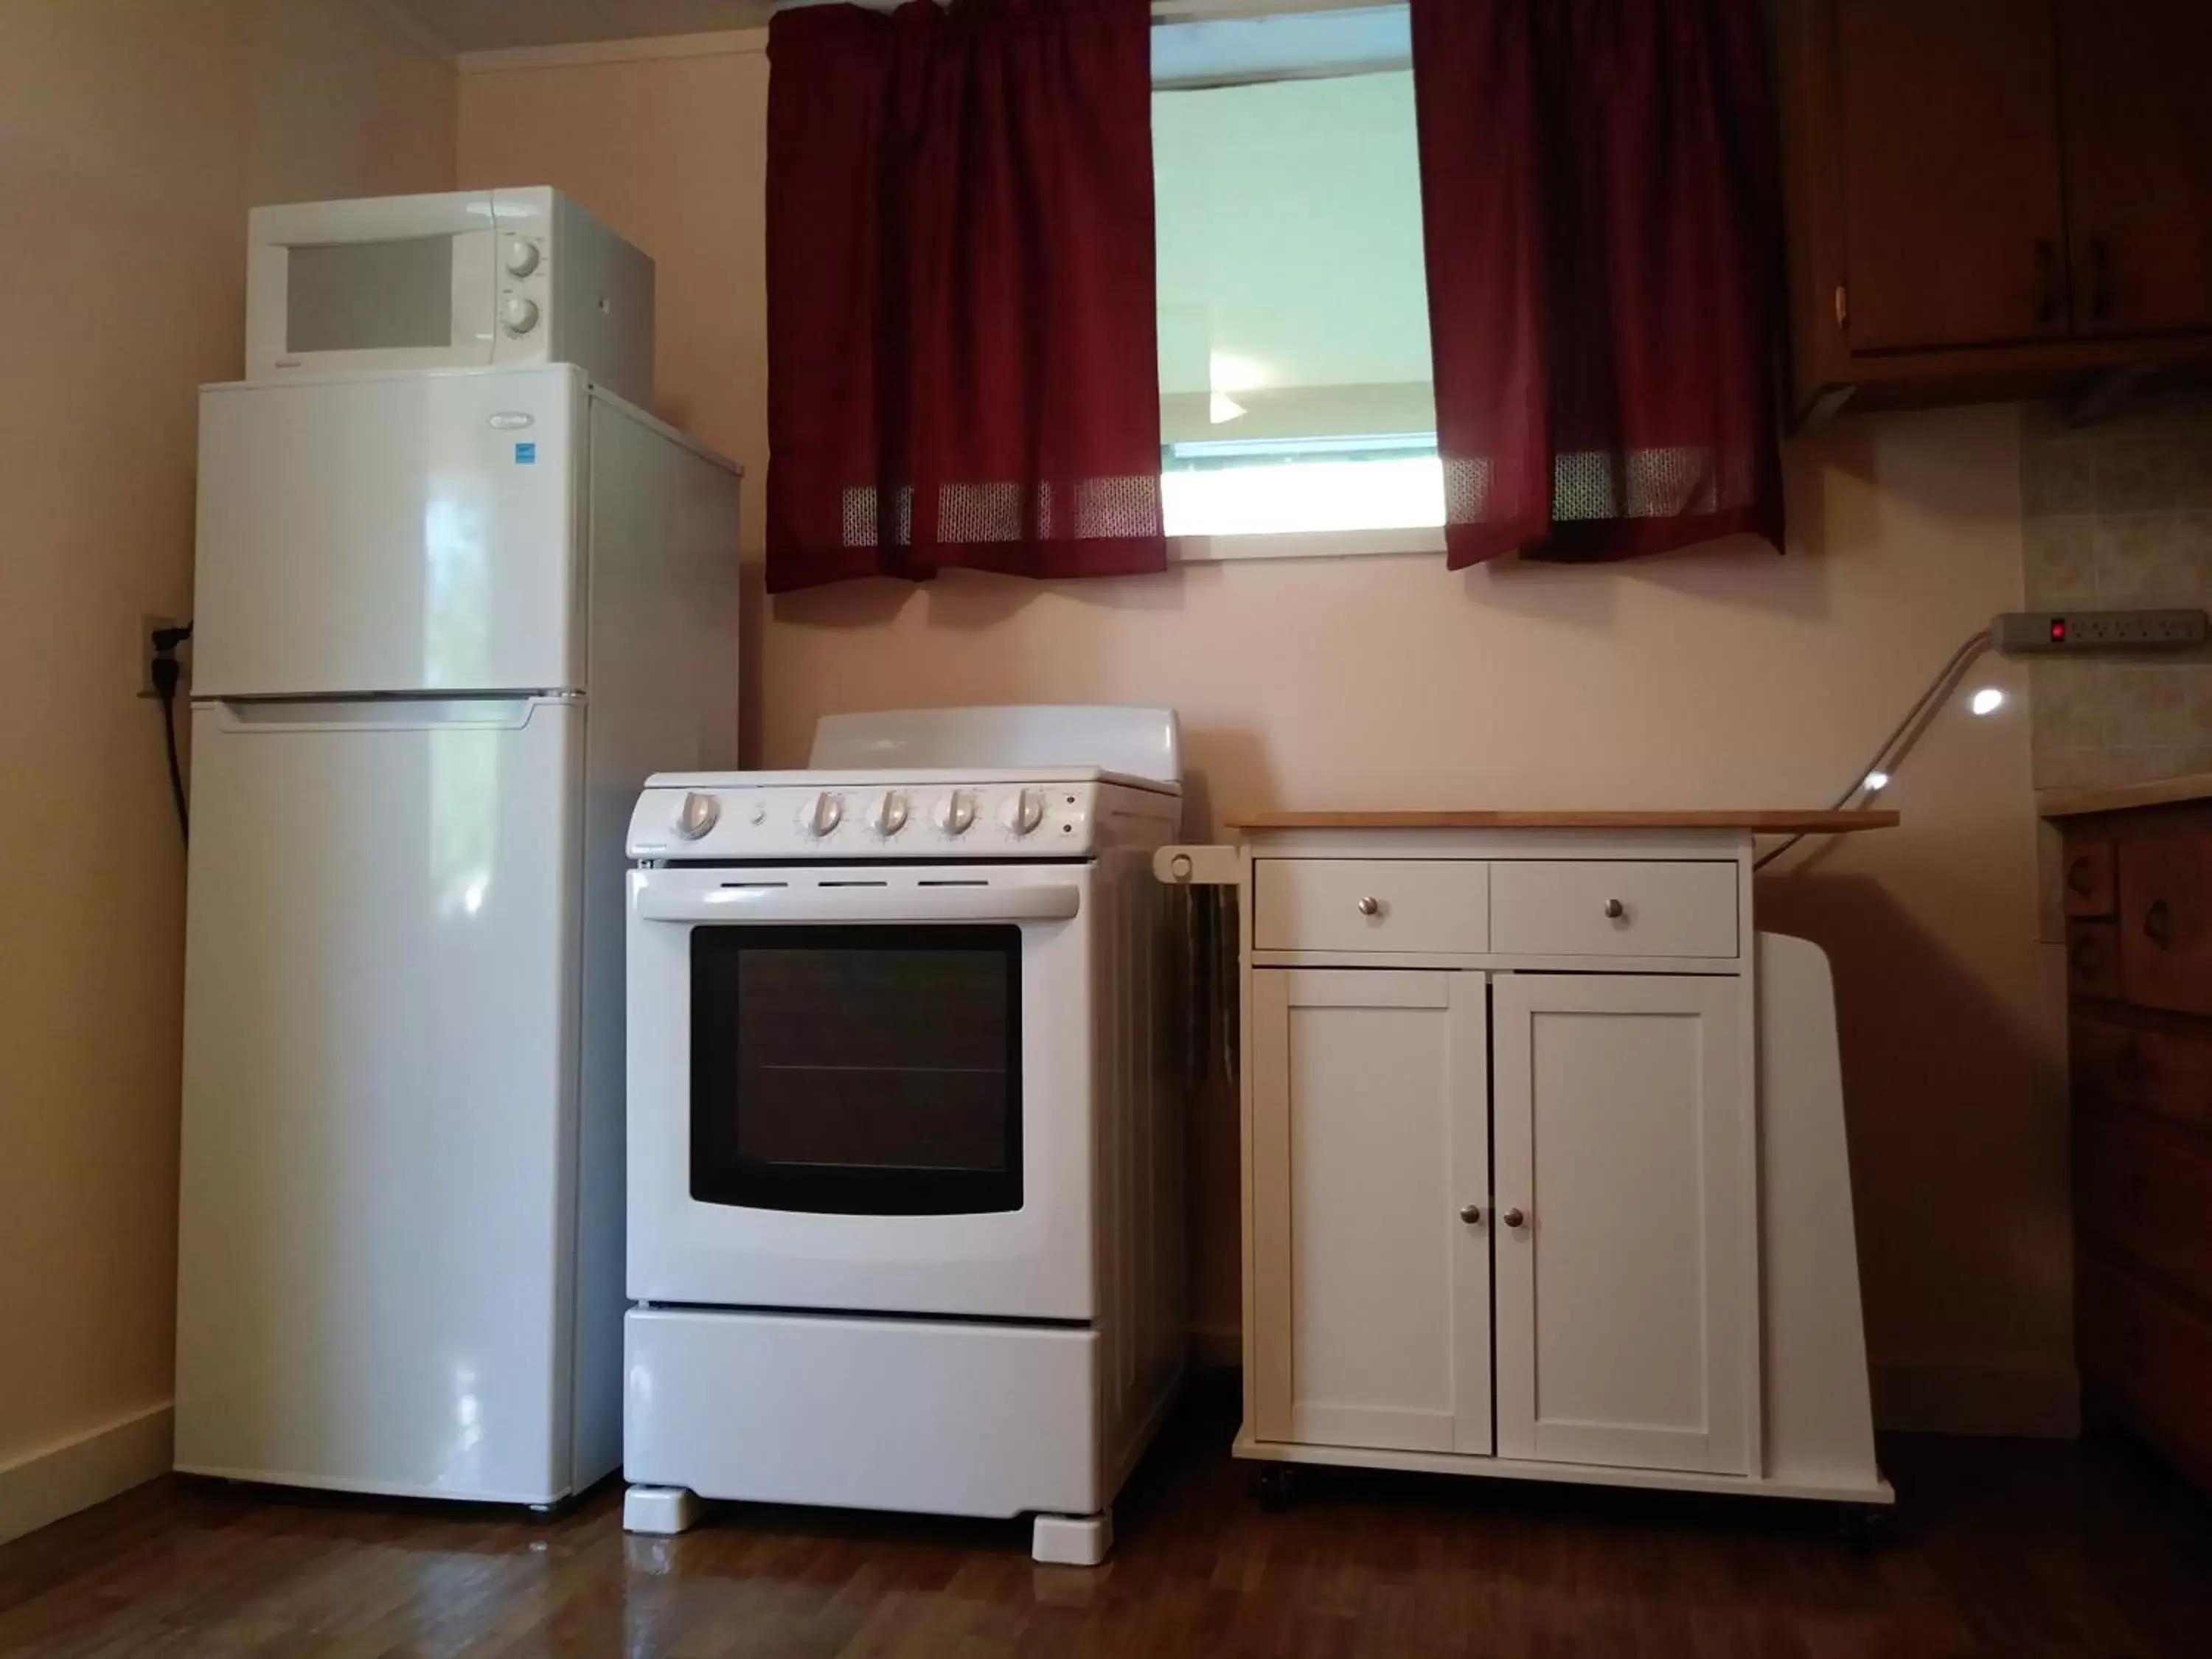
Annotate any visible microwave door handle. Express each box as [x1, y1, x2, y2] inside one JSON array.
[[632, 885, 1082, 926]]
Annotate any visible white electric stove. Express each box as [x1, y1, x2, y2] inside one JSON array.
[[621, 706, 1187, 1565]]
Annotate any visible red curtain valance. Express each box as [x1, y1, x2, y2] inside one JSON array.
[[1408, 0, 1787, 568], [765, 0, 1166, 594]]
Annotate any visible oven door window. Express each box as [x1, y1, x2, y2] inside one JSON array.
[[690, 924, 1022, 1215]]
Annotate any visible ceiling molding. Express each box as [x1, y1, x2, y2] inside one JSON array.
[[458, 27, 769, 73], [354, 0, 458, 63]]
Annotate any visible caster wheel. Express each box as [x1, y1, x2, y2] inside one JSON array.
[[1249, 1463, 1297, 1513], [1835, 1503, 1890, 1554]]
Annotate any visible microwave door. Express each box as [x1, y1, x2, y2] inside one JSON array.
[[246, 192, 499, 377]]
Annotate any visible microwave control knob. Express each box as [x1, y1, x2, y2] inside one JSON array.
[[933, 790, 976, 837], [999, 788, 1046, 838], [869, 790, 910, 838], [802, 791, 844, 838], [501, 296, 541, 335], [673, 791, 719, 840], [504, 237, 542, 277]]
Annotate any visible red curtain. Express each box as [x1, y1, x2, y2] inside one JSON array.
[[765, 0, 1166, 594], [1408, 0, 1785, 567]]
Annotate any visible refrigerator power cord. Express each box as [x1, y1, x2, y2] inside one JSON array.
[[152, 622, 193, 847]]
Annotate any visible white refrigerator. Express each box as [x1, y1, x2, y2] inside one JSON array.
[[174, 364, 741, 1503]]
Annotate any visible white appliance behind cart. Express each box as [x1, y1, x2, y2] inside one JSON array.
[[622, 707, 1186, 1565]]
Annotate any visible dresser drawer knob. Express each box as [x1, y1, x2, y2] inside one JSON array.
[[1603, 898, 1627, 920], [2144, 900, 2174, 946], [2066, 857, 2096, 894], [1357, 896, 1381, 917]]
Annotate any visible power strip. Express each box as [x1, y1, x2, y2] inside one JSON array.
[[1991, 608, 2209, 655]]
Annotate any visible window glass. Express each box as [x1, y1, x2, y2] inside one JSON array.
[[286, 236, 453, 353], [1153, 69, 1441, 538]]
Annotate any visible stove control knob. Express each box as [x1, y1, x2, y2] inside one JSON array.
[[933, 790, 977, 837], [673, 791, 719, 840], [802, 790, 844, 838], [869, 790, 911, 838], [999, 787, 1046, 838]]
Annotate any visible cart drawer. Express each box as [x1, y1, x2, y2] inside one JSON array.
[[1253, 859, 1489, 955]]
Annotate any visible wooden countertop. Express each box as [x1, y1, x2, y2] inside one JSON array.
[[2040, 773, 2212, 818], [1224, 809, 1902, 833]]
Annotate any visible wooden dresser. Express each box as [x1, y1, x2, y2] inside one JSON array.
[[2047, 780, 2212, 1493]]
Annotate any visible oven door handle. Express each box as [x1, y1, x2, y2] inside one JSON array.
[[633, 884, 1082, 925]]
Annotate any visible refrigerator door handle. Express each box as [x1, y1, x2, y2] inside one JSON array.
[[202, 698, 555, 734]]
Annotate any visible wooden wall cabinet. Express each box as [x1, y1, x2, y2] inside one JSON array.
[[1781, 0, 2212, 421], [1166, 815, 1896, 1514], [2050, 795, 2212, 1494]]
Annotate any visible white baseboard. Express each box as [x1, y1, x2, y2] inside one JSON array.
[[1871, 1362, 2080, 1439], [0, 1403, 173, 1547]]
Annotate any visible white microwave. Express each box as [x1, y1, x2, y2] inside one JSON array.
[[245, 187, 655, 408]]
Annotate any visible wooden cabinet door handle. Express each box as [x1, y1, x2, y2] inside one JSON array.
[[2035, 240, 2063, 326], [2143, 899, 2174, 947], [2066, 856, 2095, 895], [2089, 237, 2115, 321]]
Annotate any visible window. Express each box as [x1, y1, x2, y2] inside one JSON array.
[[1152, 6, 1439, 548]]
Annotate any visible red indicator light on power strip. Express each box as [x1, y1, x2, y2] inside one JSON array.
[[2051, 618, 2067, 643]]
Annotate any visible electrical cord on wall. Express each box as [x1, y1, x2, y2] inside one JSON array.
[[151, 623, 193, 846], [1755, 627, 1993, 872]]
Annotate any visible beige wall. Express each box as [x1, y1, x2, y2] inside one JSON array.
[[480, 38, 2051, 1429], [0, 0, 453, 1492]]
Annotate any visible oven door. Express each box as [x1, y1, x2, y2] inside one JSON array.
[[627, 863, 1096, 1321]]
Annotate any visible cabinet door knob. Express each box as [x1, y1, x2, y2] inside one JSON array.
[[1503, 1208, 1526, 1229], [2065, 856, 2095, 895], [1603, 898, 1626, 919], [1356, 896, 1381, 917], [2144, 899, 2174, 947], [1458, 1203, 1483, 1225]]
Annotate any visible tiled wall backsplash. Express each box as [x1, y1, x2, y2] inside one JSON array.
[[2022, 392, 2212, 792]]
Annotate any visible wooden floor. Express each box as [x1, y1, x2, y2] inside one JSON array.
[[5, 1380, 2211, 1658]]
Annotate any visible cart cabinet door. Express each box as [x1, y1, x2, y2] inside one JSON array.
[[1248, 969, 1492, 1456], [1492, 973, 1755, 1474]]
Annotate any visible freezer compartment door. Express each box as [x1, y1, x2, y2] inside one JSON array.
[[175, 698, 585, 1502], [193, 366, 587, 698]]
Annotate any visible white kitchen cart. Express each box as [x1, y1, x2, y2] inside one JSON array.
[[1158, 810, 1898, 1524]]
